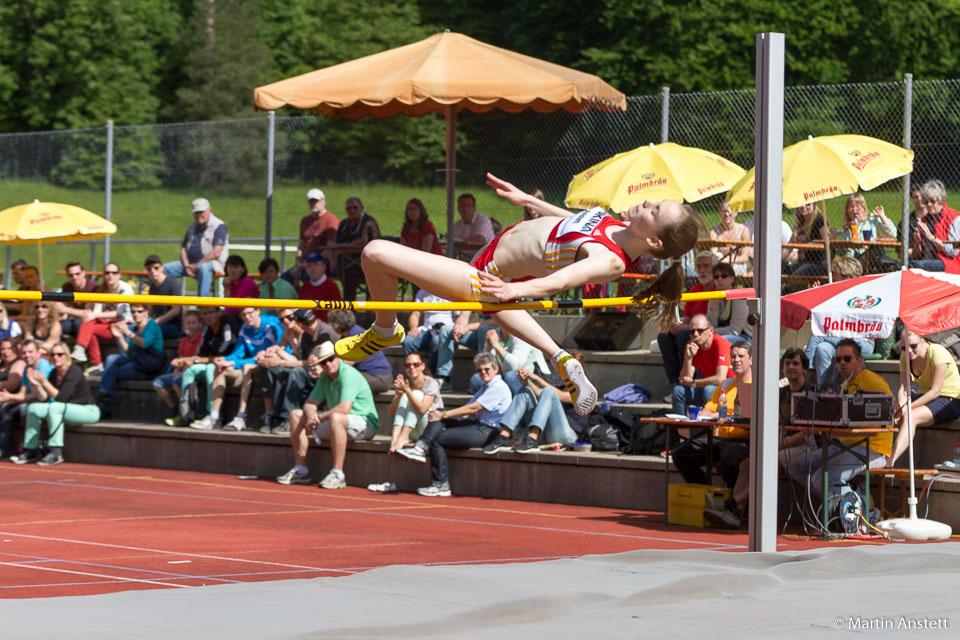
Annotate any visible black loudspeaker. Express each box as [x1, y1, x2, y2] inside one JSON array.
[[572, 312, 645, 351]]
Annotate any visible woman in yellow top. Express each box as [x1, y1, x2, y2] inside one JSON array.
[[891, 336, 960, 465]]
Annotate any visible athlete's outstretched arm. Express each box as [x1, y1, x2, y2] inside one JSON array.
[[486, 173, 573, 219], [478, 253, 623, 301]]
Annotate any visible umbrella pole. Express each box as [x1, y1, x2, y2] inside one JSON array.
[[445, 105, 457, 259], [876, 327, 952, 540], [37, 241, 43, 288]]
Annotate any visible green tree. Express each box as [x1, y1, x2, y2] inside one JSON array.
[[0, 0, 180, 131]]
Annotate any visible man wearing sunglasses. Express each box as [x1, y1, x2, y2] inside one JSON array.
[[672, 314, 733, 417], [657, 252, 716, 391], [255, 308, 334, 434], [55, 261, 100, 337], [786, 339, 893, 507]]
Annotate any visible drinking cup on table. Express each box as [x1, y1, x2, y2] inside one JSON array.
[[687, 406, 701, 421], [862, 229, 873, 241]]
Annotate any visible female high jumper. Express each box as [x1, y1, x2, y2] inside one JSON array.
[[336, 173, 702, 415]]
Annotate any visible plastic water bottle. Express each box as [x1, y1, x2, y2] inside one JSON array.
[[718, 390, 728, 420], [953, 442, 960, 467]]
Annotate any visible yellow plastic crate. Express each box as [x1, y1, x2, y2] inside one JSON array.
[[668, 483, 732, 528]]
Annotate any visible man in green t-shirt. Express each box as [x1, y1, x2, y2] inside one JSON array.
[[276, 341, 378, 489]]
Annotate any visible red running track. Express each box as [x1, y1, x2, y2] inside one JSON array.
[[0, 462, 899, 598]]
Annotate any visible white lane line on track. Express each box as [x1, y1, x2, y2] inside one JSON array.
[[27, 480, 741, 549], [1, 562, 191, 588], [0, 531, 356, 575]]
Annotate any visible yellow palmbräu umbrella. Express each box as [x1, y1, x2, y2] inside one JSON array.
[[564, 142, 747, 212], [0, 200, 117, 280], [726, 134, 915, 212]]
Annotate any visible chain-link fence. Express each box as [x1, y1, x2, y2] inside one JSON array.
[[4, 75, 960, 289]]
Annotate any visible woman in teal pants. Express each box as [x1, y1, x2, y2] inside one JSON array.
[[13, 342, 100, 466]]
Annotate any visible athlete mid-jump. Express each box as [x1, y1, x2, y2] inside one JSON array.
[[336, 173, 701, 415]]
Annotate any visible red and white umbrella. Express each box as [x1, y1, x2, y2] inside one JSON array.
[[782, 268, 960, 339]]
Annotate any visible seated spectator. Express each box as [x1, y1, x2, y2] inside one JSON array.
[[276, 342, 378, 489], [221, 255, 260, 315], [144, 254, 183, 338], [0, 339, 53, 458], [832, 193, 896, 268], [706, 262, 752, 342], [784, 340, 894, 510], [21, 300, 61, 354], [908, 179, 960, 271], [708, 199, 752, 274], [788, 202, 829, 279], [178, 306, 242, 424], [402, 288, 458, 392], [0, 338, 26, 400], [54, 261, 100, 336], [335, 197, 380, 301], [298, 252, 341, 322], [96, 304, 166, 418], [704, 348, 813, 529], [484, 358, 581, 455], [673, 341, 752, 527], [476, 328, 550, 395], [672, 314, 733, 416], [804, 256, 874, 385], [255, 308, 328, 434], [400, 198, 441, 254], [890, 334, 960, 466], [258, 258, 298, 315], [190, 306, 282, 431], [70, 263, 134, 371], [397, 352, 512, 497], [286, 188, 339, 285], [388, 352, 443, 453], [742, 215, 793, 267], [12, 342, 100, 466], [163, 198, 229, 297], [5, 259, 28, 317], [0, 302, 23, 343], [152, 310, 204, 426], [658, 251, 716, 389], [452, 193, 494, 261], [328, 310, 392, 393]]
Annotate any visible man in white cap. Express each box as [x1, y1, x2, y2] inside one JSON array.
[[163, 197, 230, 296], [287, 188, 339, 284]]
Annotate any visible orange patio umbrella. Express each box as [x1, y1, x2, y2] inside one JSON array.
[[254, 31, 626, 256]]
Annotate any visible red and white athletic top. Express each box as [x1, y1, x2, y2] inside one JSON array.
[[544, 207, 636, 272]]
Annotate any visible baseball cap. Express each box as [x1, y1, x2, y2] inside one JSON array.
[[305, 251, 326, 264], [307, 188, 325, 201], [292, 308, 314, 324], [191, 198, 211, 213], [144, 254, 163, 267]]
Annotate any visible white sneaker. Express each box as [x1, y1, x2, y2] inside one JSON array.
[[396, 445, 426, 463], [84, 363, 104, 375], [276, 466, 311, 485], [223, 416, 246, 431], [556, 353, 597, 416], [71, 345, 88, 363], [319, 470, 346, 489], [417, 481, 451, 497], [190, 415, 221, 430]]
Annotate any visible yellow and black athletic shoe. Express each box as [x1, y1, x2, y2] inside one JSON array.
[[556, 353, 598, 416], [335, 325, 405, 361]]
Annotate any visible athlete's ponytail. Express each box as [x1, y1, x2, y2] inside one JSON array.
[[632, 262, 685, 332]]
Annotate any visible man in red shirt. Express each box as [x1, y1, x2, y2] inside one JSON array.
[[286, 188, 340, 285], [298, 252, 341, 321], [671, 313, 733, 415], [658, 252, 717, 388]]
